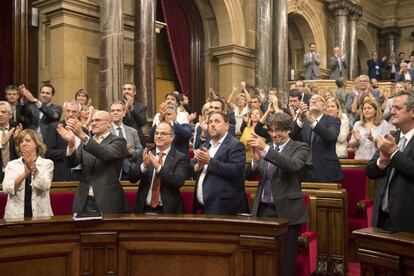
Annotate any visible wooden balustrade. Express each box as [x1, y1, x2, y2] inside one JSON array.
[[0, 215, 288, 276], [354, 227, 414, 275]]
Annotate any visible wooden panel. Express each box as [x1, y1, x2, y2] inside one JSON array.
[[354, 228, 414, 276], [0, 215, 287, 276]]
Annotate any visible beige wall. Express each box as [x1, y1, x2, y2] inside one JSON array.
[[34, 0, 414, 114]]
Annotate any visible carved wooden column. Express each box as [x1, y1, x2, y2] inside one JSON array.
[[328, 1, 350, 61], [272, 0, 288, 101], [380, 27, 401, 54], [348, 5, 362, 81], [134, 0, 156, 117], [12, 0, 29, 87], [255, 0, 273, 92], [99, 0, 124, 109]]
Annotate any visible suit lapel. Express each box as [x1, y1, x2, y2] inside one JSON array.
[[212, 134, 231, 160]]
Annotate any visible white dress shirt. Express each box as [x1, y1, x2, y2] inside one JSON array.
[[196, 133, 228, 205]]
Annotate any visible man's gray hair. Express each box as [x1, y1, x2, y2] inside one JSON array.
[[0, 101, 12, 115]]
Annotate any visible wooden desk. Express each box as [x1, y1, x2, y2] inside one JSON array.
[[0, 215, 288, 276], [354, 227, 414, 275]]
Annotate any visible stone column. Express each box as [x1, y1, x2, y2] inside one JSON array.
[[99, 0, 124, 110], [134, 0, 156, 117], [380, 27, 401, 54], [348, 5, 362, 81], [272, 0, 288, 101], [328, 1, 350, 60], [255, 0, 273, 92]]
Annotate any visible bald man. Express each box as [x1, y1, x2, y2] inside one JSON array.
[[58, 110, 129, 214]]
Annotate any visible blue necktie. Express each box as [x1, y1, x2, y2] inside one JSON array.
[[261, 145, 279, 203]]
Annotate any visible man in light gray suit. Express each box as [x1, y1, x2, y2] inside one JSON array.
[[329, 46, 348, 80], [58, 110, 128, 214], [246, 113, 310, 276], [303, 42, 321, 80], [110, 101, 143, 180]]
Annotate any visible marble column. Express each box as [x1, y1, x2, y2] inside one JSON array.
[[348, 5, 362, 81], [255, 0, 273, 92], [99, 0, 124, 110], [134, 0, 156, 117], [380, 27, 401, 54], [328, 1, 350, 60], [272, 0, 288, 101]]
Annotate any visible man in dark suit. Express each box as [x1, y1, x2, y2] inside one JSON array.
[[19, 83, 62, 140], [292, 94, 343, 182], [367, 51, 386, 80], [4, 85, 24, 126], [129, 122, 188, 214], [57, 110, 128, 214], [329, 46, 347, 80], [45, 100, 88, 181], [191, 111, 247, 215], [110, 101, 143, 180], [366, 91, 414, 232], [246, 112, 310, 276], [0, 101, 20, 182], [148, 104, 192, 156], [122, 83, 148, 147]]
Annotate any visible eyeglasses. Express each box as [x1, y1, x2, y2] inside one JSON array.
[[154, 131, 173, 136]]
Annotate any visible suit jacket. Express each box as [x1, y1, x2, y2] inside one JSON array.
[[191, 134, 247, 215], [149, 123, 192, 156], [366, 132, 414, 232], [246, 139, 310, 225], [394, 69, 414, 83], [45, 120, 89, 181], [292, 114, 343, 182], [65, 133, 128, 214], [0, 137, 18, 183], [329, 56, 348, 80], [110, 124, 143, 163], [367, 59, 385, 80], [123, 101, 147, 146], [129, 147, 188, 214], [23, 101, 62, 139], [304, 52, 321, 80]]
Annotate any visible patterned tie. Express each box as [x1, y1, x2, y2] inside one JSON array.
[[1, 129, 10, 169], [150, 152, 164, 208], [261, 145, 279, 203], [382, 136, 407, 212], [117, 127, 130, 174]]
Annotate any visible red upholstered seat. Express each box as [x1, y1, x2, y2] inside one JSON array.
[[348, 149, 356, 159], [296, 194, 318, 276], [50, 192, 75, 216], [0, 194, 7, 219], [181, 191, 194, 214], [340, 168, 373, 235], [125, 191, 137, 213]]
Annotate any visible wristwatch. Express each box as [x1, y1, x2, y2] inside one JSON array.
[[81, 135, 90, 144]]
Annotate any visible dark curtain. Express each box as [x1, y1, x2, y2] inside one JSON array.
[[160, 0, 191, 96], [0, 0, 13, 99]]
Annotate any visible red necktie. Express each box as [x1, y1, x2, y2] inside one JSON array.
[[150, 152, 164, 208]]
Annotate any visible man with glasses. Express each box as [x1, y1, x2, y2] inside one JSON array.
[[292, 94, 343, 182], [129, 122, 188, 214], [57, 110, 128, 214], [246, 112, 310, 276]]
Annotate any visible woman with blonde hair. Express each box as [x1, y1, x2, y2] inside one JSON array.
[[325, 98, 349, 158], [240, 108, 265, 160], [2, 129, 54, 219], [349, 99, 391, 160]]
